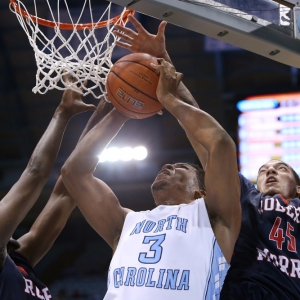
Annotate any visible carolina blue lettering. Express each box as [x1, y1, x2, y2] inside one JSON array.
[[120, 267, 125, 286], [166, 215, 177, 230], [124, 267, 136, 286], [114, 268, 121, 288], [143, 221, 156, 233], [177, 270, 190, 290], [136, 268, 147, 286], [156, 269, 166, 288], [164, 269, 179, 290], [130, 220, 146, 235], [145, 268, 155, 287], [154, 219, 166, 233], [176, 217, 188, 233]]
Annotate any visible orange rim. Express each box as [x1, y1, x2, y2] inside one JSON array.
[[10, 0, 134, 30]]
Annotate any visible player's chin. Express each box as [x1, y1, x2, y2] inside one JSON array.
[[262, 186, 279, 197], [151, 179, 167, 191]]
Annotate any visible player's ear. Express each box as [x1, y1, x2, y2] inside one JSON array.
[[194, 189, 206, 199]]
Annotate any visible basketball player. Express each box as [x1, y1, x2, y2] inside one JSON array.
[[61, 57, 241, 299], [219, 161, 300, 300], [116, 16, 300, 299], [0, 73, 103, 299]]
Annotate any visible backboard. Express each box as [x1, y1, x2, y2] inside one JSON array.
[[109, 0, 300, 68]]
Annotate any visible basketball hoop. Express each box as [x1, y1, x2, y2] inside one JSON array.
[[9, 0, 134, 98]]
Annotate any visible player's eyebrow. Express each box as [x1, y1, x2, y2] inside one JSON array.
[[273, 162, 290, 169], [258, 161, 290, 172], [174, 163, 189, 169]]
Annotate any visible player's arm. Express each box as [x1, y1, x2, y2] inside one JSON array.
[[16, 177, 75, 267], [16, 98, 111, 266], [153, 59, 241, 262], [0, 75, 96, 265], [114, 15, 208, 168], [61, 108, 131, 251]]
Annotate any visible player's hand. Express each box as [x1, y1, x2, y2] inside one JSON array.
[[113, 15, 167, 58], [151, 59, 183, 102], [60, 72, 96, 116]]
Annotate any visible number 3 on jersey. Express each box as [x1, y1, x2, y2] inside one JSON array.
[[138, 234, 166, 264]]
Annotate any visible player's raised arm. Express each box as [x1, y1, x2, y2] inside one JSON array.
[[15, 96, 112, 267], [114, 15, 208, 168], [153, 59, 241, 263], [62, 108, 131, 251], [0, 73, 96, 267]]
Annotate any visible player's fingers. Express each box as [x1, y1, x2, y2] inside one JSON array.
[[175, 72, 184, 86], [79, 79, 88, 92], [73, 71, 81, 83], [157, 110, 163, 116], [127, 14, 146, 33], [157, 58, 165, 65], [81, 103, 97, 112], [114, 25, 136, 39], [157, 21, 167, 37], [62, 69, 72, 84], [150, 63, 160, 74], [115, 40, 132, 50]]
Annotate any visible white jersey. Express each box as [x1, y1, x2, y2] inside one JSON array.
[[104, 198, 229, 300]]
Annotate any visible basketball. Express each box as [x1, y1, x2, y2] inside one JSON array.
[[106, 53, 163, 119]]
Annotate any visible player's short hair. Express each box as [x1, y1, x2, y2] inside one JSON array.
[[290, 165, 300, 186], [187, 163, 205, 191]]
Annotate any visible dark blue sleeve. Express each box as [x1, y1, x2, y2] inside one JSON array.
[[238, 172, 255, 198], [10, 251, 37, 278]]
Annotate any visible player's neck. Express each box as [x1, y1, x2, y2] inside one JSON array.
[[154, 190, 194, 206]]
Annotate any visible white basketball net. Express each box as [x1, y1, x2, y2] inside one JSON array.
[[9, 0, 130, 99]]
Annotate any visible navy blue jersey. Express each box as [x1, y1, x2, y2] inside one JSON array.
[[0, 251, 52, 299], [221, 173, 300, 300]]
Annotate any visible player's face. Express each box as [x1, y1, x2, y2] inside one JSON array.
[[257, 160, 299, 200], [151, 163, 199, 203]]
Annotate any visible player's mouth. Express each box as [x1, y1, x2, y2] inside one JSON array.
[[265, 176, 278, 185], [158, 169, 171, 176]]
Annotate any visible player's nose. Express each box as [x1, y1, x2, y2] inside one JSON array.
[[266, 166, 277, 176], [162, 164, 174, 170]]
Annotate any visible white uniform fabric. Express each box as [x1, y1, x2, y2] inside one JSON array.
[[104, 198, 229, 300]]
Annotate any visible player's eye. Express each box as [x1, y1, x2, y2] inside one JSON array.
[[279, 166, 287, 170], [177, 165, 189, 170]]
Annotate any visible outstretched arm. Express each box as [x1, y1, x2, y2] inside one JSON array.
[[62, 108, 131, 251], [16, 97, 112, 267], [0, 74, 96, 266], [16, 177, 75, 267], [114, 15, 207, 167], [153, 60, 241, 263]]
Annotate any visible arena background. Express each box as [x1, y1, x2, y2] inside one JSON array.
[[0, 1, 299, 299]]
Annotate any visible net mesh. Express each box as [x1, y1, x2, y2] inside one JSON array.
[[9, 0, 132, 99]]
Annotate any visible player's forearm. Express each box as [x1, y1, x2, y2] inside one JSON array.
[[17, 178, 76, 266], [26, 106, 74, 179], [158, 50, 199, 108], [63, 109, 129, 177], [176, 82, 199, 108], [78, 98, 113, 143], [161, 94, 231, 151]]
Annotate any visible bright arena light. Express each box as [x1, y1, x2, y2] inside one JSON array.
[[120, 147, 133, 161], [107, 147, 120, 162], [133, 146, 148, 161], [98, 146, 148, 163]]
